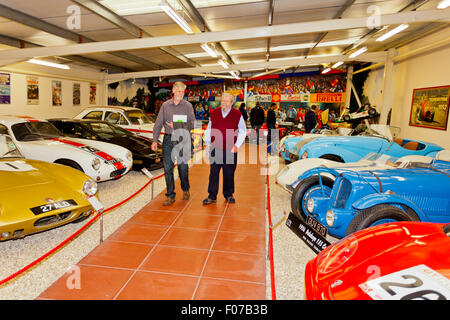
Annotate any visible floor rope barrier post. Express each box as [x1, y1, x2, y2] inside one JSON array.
[[141, 168, 155, 200]]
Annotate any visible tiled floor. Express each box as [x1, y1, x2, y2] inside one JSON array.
[[38, 144, 268, 300]]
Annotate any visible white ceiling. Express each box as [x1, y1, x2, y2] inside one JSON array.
[[0, 0, 447, 76]]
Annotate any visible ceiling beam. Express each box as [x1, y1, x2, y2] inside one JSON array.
[[265, 0, 275, 62], [0, 3, 162, 70], [0, 33, 130, 72], [0, 8, 445, 68], [70, 0, 198, 67], [104, 51, 387, 83]]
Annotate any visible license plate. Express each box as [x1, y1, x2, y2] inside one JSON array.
[[306, 215, 328, 237], [30, 199, 77, 215], [286, 212, 331, 254]]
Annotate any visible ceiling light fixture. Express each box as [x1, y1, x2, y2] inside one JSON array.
[[200, 43, 218, 58], [218, 59, 230, 69], [28, 58, 70, 70], [438, 0, 450, 8], [376, 24, 409, 42], [321, 68, 331, 74], [348, 46, 367, 58], [331, 61, 344, 68], [229, 71, 240, 79], [160, 0, 194, 34]]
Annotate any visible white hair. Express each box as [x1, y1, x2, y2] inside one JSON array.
[[222, 92, 235, 103]]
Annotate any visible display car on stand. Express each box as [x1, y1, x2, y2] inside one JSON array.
[[335, 103, 378, 123], [292, 150, 450, 239], [0, 116, 133, 182], [288, 124, 443, 163], [0, 133, 97, 241], [49, 118, 163, 171], [305, 222, 450, 300]]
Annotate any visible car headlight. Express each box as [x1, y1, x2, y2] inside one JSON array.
[[326, 210, 335, 227], [126, 151, 132, 161], [280, 144, 285, 152], [92, 158, 100, 170], [307, 198, 315, 213], [83, 179, 98, 196], [301, 150, 308, 159]]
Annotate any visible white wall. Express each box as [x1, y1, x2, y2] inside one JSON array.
[[0, 62, 105, 119], [364, 27, 450, 150]]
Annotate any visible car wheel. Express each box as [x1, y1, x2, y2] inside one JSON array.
[[320, 154, 344, 162], [346, 204, 420, 236], [343, 115, 351, 121], [291, 175, 334, 220], [54, 159, 84, 172], [368, 108, 377, 116]]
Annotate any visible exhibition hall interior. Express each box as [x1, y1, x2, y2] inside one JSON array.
[[0, 0, 449, 302]]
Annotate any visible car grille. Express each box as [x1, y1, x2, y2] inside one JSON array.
[[34, 212, 72, 227], [111, 168, 126, 178], [334, 178, 352, 209]]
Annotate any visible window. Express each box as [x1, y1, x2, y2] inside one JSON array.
[[105, 111, 128, 125], [83, 111, 103, 120], [0, 124, 9, 135]]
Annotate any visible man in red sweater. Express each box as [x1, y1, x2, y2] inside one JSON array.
[[203, 93, 247, 204]]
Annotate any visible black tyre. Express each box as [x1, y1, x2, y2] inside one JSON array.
[[368, 108, 377, 116], [343, 115, 351, 122], [346, 204, 420, 236], [291, 175, 334, 220], [320, 154, 344, 162], [54, 159, 84, 172]]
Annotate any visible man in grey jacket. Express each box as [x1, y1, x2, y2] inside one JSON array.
[[152, 81, 195, 206]]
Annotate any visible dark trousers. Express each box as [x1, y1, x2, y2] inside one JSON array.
[[207, 148, 238, 200], [162, 135, 190, 199], [251, 124, 262, 144]]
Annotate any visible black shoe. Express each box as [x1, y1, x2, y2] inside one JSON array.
[[202, 197, 216, 205], [226, 196, 236, 204]]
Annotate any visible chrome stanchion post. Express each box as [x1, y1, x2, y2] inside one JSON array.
[[141, 168, 154, 199], [99, 209, 104, 243]]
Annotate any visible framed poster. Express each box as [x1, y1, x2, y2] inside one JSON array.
[[0, 73, 11, 104], [73, 83, 80, 105], [89, 83, 96, 104], [409, 85, 450, 130], [27, 76, 39, 105], [52, 80, 62, 106]]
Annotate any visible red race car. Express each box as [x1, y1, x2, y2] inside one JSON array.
[[305, 222, 450, 300]]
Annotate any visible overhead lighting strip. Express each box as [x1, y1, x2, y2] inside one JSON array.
[[160, 0, 194, 34]]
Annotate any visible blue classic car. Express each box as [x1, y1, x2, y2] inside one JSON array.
[[293, 158, 450, 239], [291, 125, 443, 163]]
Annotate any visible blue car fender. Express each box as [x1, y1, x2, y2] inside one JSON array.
[[302, 144, 361, 163], [351, 192, 429, 222]]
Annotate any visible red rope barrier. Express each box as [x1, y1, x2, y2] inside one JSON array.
[[266, 149, 277, 300]]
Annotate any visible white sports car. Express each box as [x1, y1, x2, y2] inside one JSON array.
[[276, 151, 448, 193], [74, 106, 161, 141], [0, 116, 133, 182]]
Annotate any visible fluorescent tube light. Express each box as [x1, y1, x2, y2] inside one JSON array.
[[331, 61, 344, 68], [321, 68, 331, 74], [218, 59, 230, 69], [348, 46, 367, 58], [438, 0, 450, 8], [160, 0, 194, 34], [229, 71, 240, 79], [376, 24, 409, 42], [200, 43, 218, 58], [28, 59, 70, 70]]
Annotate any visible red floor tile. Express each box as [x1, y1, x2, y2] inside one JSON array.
[[140, 246, 209, 276], [160, 227, 216, 250], [174, 214, 222, 231], [107, 223, 168, 244], [212, 231, 265, 255], [128, 210, 179, 226], [220, 216, 266, 235], [38, 265, 133, 300], [194, 278, 266, 300], [115, 271, 198, 300]]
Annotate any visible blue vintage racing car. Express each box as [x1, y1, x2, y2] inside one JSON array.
[[292, 153, 450, 239]]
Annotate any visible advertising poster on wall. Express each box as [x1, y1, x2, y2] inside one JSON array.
[[27, 76, 39, 105], [52, 80, 62, 106], [89, 83, 96, 104], [409, 85, 450, 131], [73, 83, 81, 105], [0, 73, 11, 104]]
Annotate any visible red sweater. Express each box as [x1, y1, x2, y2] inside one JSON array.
[[210, 108, 241, 150]]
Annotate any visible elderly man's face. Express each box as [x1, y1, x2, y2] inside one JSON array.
[[172, 86, 185, 102], [221, 95, 233, 110]]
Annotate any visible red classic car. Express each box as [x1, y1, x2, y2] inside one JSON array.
[[305, 222, 450, 300]]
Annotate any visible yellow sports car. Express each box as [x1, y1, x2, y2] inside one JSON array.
[[0, 133, 97, 241]]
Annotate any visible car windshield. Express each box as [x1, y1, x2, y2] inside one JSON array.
[[126, 110, 153, 125], [361, 152, 398, 163], [87, 122, 133, 139], [0, 135, 22, 158], [358, 124, 400, 141], [12, 121, 63, 141]]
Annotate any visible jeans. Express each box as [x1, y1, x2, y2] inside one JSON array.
[[162, 135, 190, 199], [251, 124, 262, 144]]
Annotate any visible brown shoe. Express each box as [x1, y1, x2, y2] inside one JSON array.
[[163, 197, 175, 206], [182, 191, 190, 200]]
